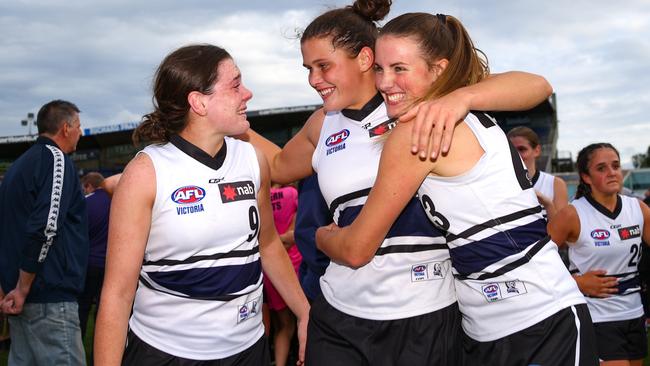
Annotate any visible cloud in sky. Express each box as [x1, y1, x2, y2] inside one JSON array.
[[1, 0, 648, 165]]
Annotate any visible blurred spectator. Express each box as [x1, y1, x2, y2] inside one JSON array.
[[78, 172, 111, 340]]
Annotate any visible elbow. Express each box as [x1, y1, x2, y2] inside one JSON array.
[[539, 76, 553, 98], [344, 246, 375, 269]]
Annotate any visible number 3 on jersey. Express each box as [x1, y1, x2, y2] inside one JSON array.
[[420, 194, 450, 231]]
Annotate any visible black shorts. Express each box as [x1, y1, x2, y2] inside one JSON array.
[[462, 304, 598, 366], [122, 330, 270, 366], [305, 295, 462, 366], [594, 316, 647, 361]]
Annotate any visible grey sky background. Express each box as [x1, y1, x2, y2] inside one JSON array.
[[1, 1, 648, 166]]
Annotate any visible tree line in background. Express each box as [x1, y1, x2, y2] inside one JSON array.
[[633, 146, 650, 169]]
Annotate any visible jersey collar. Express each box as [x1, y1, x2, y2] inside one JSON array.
[[341, 92, 384, 121], [530, 169, 541, 186], [170, 134, 227, 171], [585, 193, 622, 220]]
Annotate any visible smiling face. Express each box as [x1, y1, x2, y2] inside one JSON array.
[[581, 147, 623, 196], [301, 37, 370, 112], [374, 35, 439, 118], [202, 58, 253, 136]]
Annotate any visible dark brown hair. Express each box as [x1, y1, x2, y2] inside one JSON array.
[[575, 143, 620, 199], [81, 172, 105, 189], [507, 126, 540, 148], [301, 0, 391, 57], [133, 44, 232, 144]]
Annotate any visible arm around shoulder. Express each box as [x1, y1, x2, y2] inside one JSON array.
[[316, 122, 435, 267]]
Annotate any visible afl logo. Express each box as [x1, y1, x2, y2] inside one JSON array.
[[483, 284, 499, 294], [325, 129, 350, 147], [590, 229, 610, 240], [413, 265, 426, 273], [171, 186, 206, 204]]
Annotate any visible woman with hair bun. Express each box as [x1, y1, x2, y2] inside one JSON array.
[[242, 1, 554, 364], [94, 44, 310, 366], [549, 143, 650, 366], [316, 11, 599, 366]]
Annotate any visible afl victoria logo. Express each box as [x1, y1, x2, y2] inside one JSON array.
[[171, 186, 206, 204], [325, 129, 349, 147], [483, 284, 499, 294], [590, 229, 610, 240]]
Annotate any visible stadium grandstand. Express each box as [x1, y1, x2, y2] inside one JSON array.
[[8, 93, 629, 194]]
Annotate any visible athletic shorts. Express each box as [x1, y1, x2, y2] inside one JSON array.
[[594, 316, 647, 361], [462, 304, 598, 366], [305, 295, 462, 366], [122, 330, 270, 366]]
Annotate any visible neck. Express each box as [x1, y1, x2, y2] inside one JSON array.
[[590, 190, 618, 211], [41, 133, 71, 154], [179, 125, 224, 157], [349, 76, 380, 110], [527, 165, 537, 178]]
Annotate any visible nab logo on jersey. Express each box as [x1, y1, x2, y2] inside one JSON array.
[[368, 119, 397, 137], [218, 180, 256, 203], [171, 186, 206, 204], [325, 129, 349, 147], [618, 225, 641, 240]]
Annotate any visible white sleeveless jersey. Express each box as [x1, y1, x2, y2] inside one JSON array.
[[417, 112, 585, 342], [568, 194, 644, 323], [532, 170, 555, 219], [312, 94, 455, 320], [129, 136, 264, 360]]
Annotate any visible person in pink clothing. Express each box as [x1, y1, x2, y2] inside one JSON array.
[[264, 184, 302, 366]]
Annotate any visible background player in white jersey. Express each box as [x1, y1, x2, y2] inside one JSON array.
[[316, 12, 598, 366], [549, 143, 650, 366], [240, 1, 553, 365], [94, 44, 310, 366], [508, 126, 568, 219]]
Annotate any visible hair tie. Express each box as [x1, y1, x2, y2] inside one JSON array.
[[436, 13, 447, 24]]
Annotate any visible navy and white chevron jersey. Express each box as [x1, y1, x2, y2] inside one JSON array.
[[569, 194, 645, 323], [312, 94, 455, 320], [129, 135, 264, 360], [417, 112, 585, 342]]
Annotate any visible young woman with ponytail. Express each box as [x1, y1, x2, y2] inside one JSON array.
[[94, 44, 310, 366], [315, 12, 599, 366], [241, 1, 555, 364], [549, 143, 650, 366]]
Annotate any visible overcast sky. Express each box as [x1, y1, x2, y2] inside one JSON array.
[[1, 1, 648, 166]]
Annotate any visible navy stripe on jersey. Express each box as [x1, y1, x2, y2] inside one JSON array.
[[617, 275, 641, 295], [447, 206, 543, 242], [455, 236, 551, 281], [143, 261, 261, 300], [329, 187, 371, 217], [450, 219, 548, 276], [143, 247, 259, 266], [337, 198, 445, 238]]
